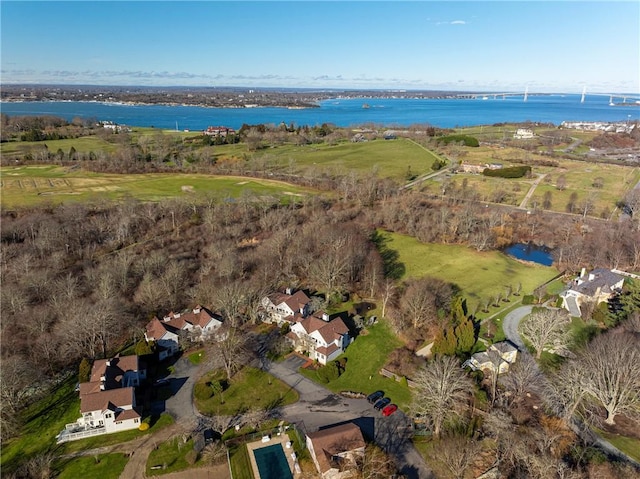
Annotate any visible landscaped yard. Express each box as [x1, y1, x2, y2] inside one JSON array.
[[595, 429, 640, 463], [146, 436, 196, 476], [300, 320, 413, 409], [56, 453, 129, 479], [0, 372, 174, 474], [195, 367, 299, 416], [0, 165, 314, 207], [382, 231, 559, 315]]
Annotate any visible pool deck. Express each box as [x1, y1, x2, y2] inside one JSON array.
[[246, 433, 298, 479]]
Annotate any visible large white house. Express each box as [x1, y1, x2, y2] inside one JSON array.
[[560, 268, 625, 317], [145, 306, 223, 360], [60, 355, 145, 442], [306, 423, 366, 479], [287, 312, 351, 365], [261, 289, 311, 324]]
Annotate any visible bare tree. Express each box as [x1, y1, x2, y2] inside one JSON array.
[[205, 327, 250, 379], [580, 331, 640, 425], [501, 353, 545, 405], [520, 308, 570, 359], [429, 433, 481, 479], [411, 356, 473, 438], [354, 444, 397, 479]]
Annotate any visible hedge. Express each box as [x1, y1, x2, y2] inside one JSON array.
[[482, 165, 531, 178], [437, 134, 480, 147]]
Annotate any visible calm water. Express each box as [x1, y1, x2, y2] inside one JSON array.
[[1, 94, 638, 130], [504, 243, 554, 266]]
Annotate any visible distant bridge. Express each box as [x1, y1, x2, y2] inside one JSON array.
[[456, 86, 640, 104]]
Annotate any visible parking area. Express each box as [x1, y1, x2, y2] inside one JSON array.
[[281, 353, 311, 371]]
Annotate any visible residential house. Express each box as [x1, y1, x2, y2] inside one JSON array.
[[261, 289, 311, 325], [306, 423, 366, 479], [203, 126, 236, 137], [145, 306, 223, 360], [63, 355, 145, 440], [288, 312, 351, 365], [463, 341, 518, 374], [514, 128, 534, 139], [560, 268, 625, 317]]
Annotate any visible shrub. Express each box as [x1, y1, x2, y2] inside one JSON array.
[[135, 340, 154, 356], [483, 166, 531, 178], [138, 422, 150, 431], [194, 382, 214, 400], [78, 358, 92, 383], [522, 295, 535, 305], [316, 362, 340, 383]]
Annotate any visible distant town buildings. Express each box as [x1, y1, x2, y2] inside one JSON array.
[[560, 121, 635, 134]]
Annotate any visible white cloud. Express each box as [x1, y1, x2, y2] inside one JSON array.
[[451, 20, 466, 25]]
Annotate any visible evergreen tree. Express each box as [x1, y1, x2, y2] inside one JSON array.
[[455, 317, 476, 354], [78, 358, 91, 383]]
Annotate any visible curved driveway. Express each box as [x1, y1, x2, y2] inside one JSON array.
[[264, 356, 434, 479], [502, 305, 533, 349]]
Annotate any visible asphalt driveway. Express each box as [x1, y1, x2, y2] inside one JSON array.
[[264, 357, 434, 479]]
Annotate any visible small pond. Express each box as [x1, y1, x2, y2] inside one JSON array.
[[504, 243, 554, 266]]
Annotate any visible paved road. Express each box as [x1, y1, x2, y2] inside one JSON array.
[[502, 305, 534, 349], [264, 355, 434, 479], [519, 173, 547, 209]]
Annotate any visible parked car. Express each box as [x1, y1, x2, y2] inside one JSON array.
[[367, 390, 384, 404], [382, 404, 398, 416], [374, 397, 391, 411], [204, 428, 215, 444]]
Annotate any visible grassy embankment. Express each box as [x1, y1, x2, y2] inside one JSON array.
[[0, 165, 313, 207]]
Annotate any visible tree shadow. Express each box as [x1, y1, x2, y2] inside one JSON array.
[[370, 230, 405, 280]]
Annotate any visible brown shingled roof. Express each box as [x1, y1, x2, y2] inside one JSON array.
[[307, 423, 365, 474], [80, 387, 135, 414], [145, 317, 174, 341]]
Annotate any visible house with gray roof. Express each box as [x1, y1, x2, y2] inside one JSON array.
[[560, 268, 624, 317]]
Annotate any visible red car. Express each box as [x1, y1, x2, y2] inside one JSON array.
[[382, 404, 398, 416]]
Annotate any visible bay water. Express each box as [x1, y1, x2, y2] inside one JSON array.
[[1, 94, 638, 130]]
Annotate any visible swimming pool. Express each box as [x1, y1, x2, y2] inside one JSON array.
[[253, 443, 293, 479]]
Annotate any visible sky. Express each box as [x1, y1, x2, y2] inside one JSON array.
[[1, 1, 639, 93]]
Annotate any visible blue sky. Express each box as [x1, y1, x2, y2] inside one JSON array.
[[1, 1, 638, 93]]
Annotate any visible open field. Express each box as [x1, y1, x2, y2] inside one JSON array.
[[56, 453, 129, 479], [214, 137, 441, 181], [383, 231, 559, 314], [424, 141, 640, 216], [0, 165, 313, 207]]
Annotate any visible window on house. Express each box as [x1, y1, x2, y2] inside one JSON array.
[[134, 418, 139, 423], [116, 421, 122, 424], [105, 413, 112, 418]]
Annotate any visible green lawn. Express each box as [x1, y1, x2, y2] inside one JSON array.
[[229, 444, 254, 479], [300, 320, 413, 409], [1, 377, 81, 473], [195, 367, 299, 416], [0, 165, 313, 207], [56, 453, 129, 479], [594, 429, 640, 463], [383, 231, 559, 315], [241, 138, 440, 181], [146, 436, 196, 476], [188, 350, 205, 365]]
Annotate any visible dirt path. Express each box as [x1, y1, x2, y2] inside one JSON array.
[[519, 173, 547, 209]]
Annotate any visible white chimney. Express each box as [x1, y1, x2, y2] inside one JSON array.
[[580, 268, 586, 278], [322, 312, 330, 322], [285, 287, 292, 295]]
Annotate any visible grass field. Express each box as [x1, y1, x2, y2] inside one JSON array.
[[0, 165, 313, 207], [215, 137, 442, 181], [56, 453, 129, 479], [300, 320, 413, 409], [425, 139, 640, 217], [195, 367, 299, 416], [382, 231, 559, 314]]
